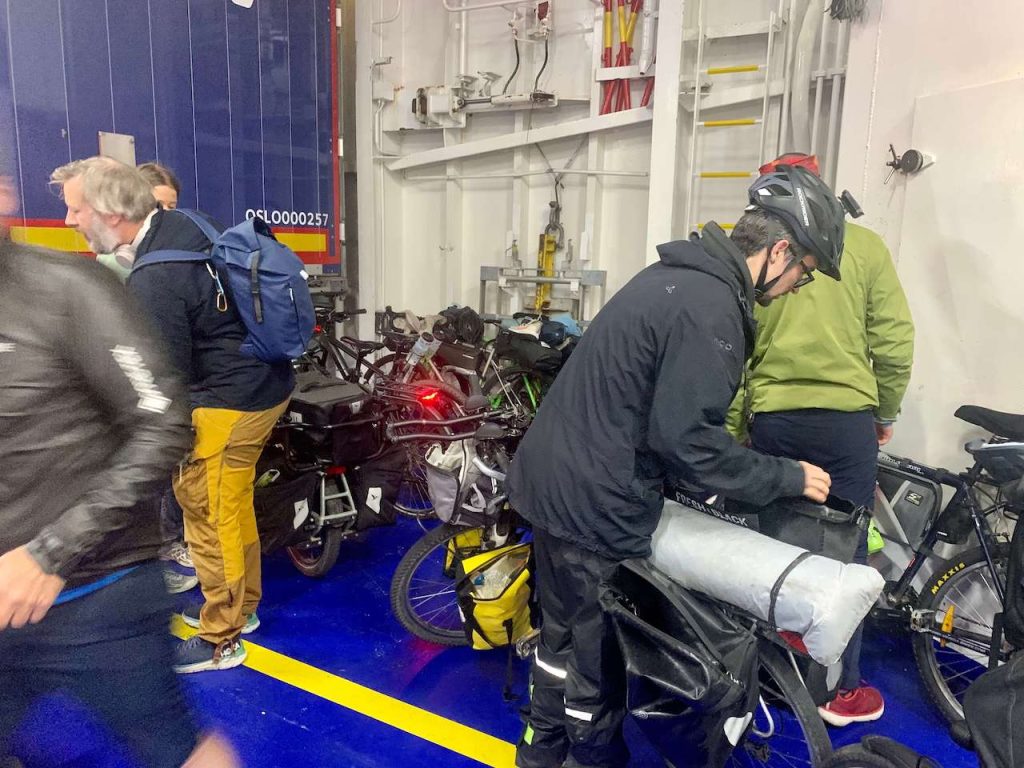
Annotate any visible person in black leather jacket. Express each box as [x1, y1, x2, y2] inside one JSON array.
[[0, 175, 239, 767]]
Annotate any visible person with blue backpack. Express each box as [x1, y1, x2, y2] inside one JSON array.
[[52, 157, 314, 674]]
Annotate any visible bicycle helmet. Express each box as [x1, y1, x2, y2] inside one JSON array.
[[747, 164, 846, 280]]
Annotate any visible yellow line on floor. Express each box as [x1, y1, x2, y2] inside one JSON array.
[[171, 617, 516, 768]]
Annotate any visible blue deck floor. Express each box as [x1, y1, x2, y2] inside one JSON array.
[[10, 516, 977, 767]]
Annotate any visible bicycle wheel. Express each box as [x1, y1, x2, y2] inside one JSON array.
[[482, 366, 549, 415], [390, 523, 523, 645], [820, 746, 893, 768], [726, 643, 833, 768], [286, 526, 345, 578], [383, 398, 455, 519], [912, 543, 1009, 724]]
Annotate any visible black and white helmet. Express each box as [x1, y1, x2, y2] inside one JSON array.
[[747, 165, 847, 280]]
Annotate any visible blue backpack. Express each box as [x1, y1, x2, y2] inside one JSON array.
[[131, 210, 315, 364]]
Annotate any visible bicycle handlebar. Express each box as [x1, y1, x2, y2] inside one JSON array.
[[384, 408, 517, 443]]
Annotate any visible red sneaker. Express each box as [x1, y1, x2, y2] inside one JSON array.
[[818, 685, 885, 727]]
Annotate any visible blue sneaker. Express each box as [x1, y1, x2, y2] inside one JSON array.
[[173, 636, 247, 674], [180, 606, 260, 634]]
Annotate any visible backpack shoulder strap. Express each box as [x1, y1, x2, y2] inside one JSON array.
[[171, 209, 223, 244], [131, 248, 210, 273]]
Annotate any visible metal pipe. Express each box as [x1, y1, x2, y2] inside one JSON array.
[[790, 0, 818, 151], [809, 0, 828, 154], [683, 0, 706, 234], [442, 0, 532, 12], [824, 19, 848, 186], [372, 0, 401, 25], [405, 168, 649, 181], [758, 8, 779, 165], [777, 0, 805, 152], [457, 1, 468, 78], [502, 276, 581, 285]]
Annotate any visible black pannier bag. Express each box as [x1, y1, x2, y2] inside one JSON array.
[[963, 651, 1024, 768], [346, 445, 407, 531], [253, 469, 320, 554], [724, 493, 866, 704], [600, 560, 759, 768], [1003, 513, 1024, 648], [728, 494, 868, 564], [493, 329, 563, 373], [286, 372, 380, 465]]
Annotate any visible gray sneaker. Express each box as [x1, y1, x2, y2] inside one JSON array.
[[173, 636, 247, 674], [163, 568, 199, 594], [160, 542, 195, 570]]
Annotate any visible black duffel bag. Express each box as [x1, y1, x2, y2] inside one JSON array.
[[600, 560, 759, 768], [494, 329, 563, 373], [433, 305, 485, 346]]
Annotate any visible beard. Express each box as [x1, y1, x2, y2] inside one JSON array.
[[84, 218, 123, 255]]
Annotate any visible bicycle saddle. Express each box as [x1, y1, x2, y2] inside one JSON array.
[[340, 337, 387, 353], [955, 405, 1024, 441]]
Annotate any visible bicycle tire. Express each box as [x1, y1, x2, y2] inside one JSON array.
[[390, 523, 474, 646], [727, 643, 833, 768], [286, 526, 345, 578], [821, 746, 894, 768], [912, 543, 1009, 724]]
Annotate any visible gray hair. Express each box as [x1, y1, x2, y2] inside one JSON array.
[[730, 208, 808, 260], [50, 156, 155, 222]]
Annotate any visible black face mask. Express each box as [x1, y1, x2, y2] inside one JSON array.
[[753, 247, 812, 306]]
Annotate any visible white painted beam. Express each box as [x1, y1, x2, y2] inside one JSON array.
[[683, 20, 772, 41], [387, 108, 653, 171], [354, 0, 378, 339], [644, 0, 686, 263]]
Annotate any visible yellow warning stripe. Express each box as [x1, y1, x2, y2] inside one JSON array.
[[706, 64, 762, 75], [171, 618, 516, 767], [697, 222, 735, 230], [701, 119, 759, 128], [699, 171, 755, 179]]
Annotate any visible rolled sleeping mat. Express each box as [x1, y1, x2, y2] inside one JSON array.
[[649, 500, 885, 666]]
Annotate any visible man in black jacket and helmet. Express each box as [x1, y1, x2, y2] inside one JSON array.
[[509, 165, 853, 768]]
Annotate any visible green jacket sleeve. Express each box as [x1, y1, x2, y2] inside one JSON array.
[[865, 237, 915, 421], [725, 367, 750, 443]]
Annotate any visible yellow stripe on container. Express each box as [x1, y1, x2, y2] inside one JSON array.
[[11, 225, 89, 252], [275, 232, 327, 253]]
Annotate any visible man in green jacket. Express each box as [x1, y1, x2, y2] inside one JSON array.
[[727, 153, 914, 727]]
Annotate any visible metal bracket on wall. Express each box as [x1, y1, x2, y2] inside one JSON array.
[[479, 266, 606, 323]]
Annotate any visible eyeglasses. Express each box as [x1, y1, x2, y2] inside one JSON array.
[[791, 260, 815, 289]]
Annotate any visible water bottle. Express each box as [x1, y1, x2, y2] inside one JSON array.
[[401, 332, 437, 383]]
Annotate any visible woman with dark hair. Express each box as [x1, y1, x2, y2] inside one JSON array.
[[138, 161, 180, 210]]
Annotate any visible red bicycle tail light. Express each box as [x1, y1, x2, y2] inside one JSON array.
[[419, 390, 440, 404]]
